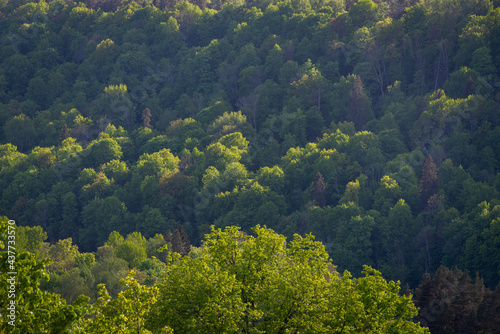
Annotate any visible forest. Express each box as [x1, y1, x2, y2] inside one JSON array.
[[0, 0, 499, 331]]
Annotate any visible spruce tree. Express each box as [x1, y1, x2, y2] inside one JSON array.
[[419, 155, 439, 210], [347, 75, 370, 130], [170, 228, 183, 255], [311, 172, 327, 208], [177, 224, 191, 256], [142, 108, 152, 129]]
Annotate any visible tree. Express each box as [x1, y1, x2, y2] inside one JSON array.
[[46, 237, 80, 272], [332, 215, 375, 273], [255, 166, 285, 193], [82, 171, 114, 200], [349, 0, 380, 28], [15, 225, 48, 259], [73, 270, 171, 333], [142, 108, 152, 129], [4, 114, 36, 152], [311, 172, 327, 207], [84, 135, 123, 169], [114, 234, 148, 268], [101, 159, 129, 184], [177, 224, 191, 256], [413, 266, 487, 333], [91, 245, 130, 298], [373, 175, 402, 214], [136, 206, 168, 239], [471, 46, 496, 76], [340, 179, 361, 205], [419, 155, 439, 210], [206, 111, 252, 138], [148, 225, 429, 333], [347, 75, 372, 130], [79, 197, 129, 252], [0, 217, 89, 333], [133, 149, 180, 180], [164, 224, 191, 256], [443, 67, 481, 99]]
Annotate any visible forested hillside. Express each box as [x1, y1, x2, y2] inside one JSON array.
[[1, 0, 500, 331]]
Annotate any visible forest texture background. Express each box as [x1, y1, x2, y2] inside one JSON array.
[[1, 0, 500, 332]]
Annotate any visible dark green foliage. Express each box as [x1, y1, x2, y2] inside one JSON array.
[[420, 155, 439, 210], [0, 3, 499, 332], [165, 223, 191, 256]]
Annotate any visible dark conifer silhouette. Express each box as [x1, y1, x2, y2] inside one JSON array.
[[413, 266, 488, 334], [142, 108, 152, 129], [60, 124, 69, 143], [165, 224, 191, 256], [311, 172, 327, 208], [177, 223, 191, 256], [419, 155, 439, 210], [347, 75, 370, 130]]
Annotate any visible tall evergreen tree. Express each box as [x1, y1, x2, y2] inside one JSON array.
[[142, 108, 152, 129], [177, 223, 191, 256], [170, 228, 183, 255], [165, 225, 191, 256], [311, 172, 327, 208], [420, 155, 439, 210], [347, 75, 370, 130], [60, 124, 70, 143], [413, 266, 488, 333]]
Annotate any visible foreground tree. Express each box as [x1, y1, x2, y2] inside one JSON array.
[[72, 270, 172, 334], [0, 217, 88, 333], [147, 225, 429, 333]]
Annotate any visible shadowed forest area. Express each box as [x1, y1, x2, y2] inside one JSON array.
[[1, 0, 500, 331]]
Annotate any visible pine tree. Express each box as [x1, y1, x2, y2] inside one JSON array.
[[142, 108, 152, 129], [165, 225, 191, 256], [347, 75, 370, 130], [419, 155, 439, 210], [311, 172, 327, 208], [177, 223, 191, 256], [477, 284, 500, 332], [170, 228, 183, 255], [413, 266, 487, 333]]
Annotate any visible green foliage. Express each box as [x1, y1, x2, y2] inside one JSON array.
[[114, 232, 148, 268], [0, 1, 499, 328], [84, 136, 123, 168], [0, 217, 89, 333], [74, 270, 170, 333], [3, 114, 36, 152], [148, 225, 428, 333]]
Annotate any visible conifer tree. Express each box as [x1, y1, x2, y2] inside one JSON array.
[[347, 75, 370, 130], [170, 228, 183, 255], [142, 108, 152, 129], [419, 155, 439, 210], [177, 223, 191, 256], [165, 225, 191, 256], [311, 172, 327, 208], [413, 266, 487, 333]]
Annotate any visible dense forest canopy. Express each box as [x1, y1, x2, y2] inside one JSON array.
[[1, 0, 500, 331]]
